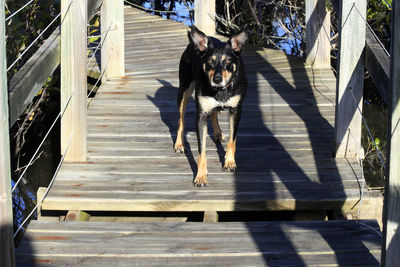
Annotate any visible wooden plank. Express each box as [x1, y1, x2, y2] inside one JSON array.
[[0, 1, 15, 266], [305, 0, 331, 68], [194, 0, 215, 35], [382, 0, 400, 265], [101, 0, 125, 79], [88, 0, 102, 19], [335, 0, 366, 158], [8, 28, 60, 127], [61, 0, 88, 161], [65, 210, 90, 221], [15, 220, 381, 266], [365, 26, 390, 104]]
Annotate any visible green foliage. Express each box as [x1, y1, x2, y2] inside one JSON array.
[[5, 0, 59, 78], [367, 0, 391, 50]]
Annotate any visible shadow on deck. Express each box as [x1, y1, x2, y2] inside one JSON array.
[[15, 5, 382, 266]]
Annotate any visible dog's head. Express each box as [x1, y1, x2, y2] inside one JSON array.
[[189, 26, 247, 90]]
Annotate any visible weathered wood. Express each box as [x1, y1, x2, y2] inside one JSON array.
[[88, 0, 102, 19], [365, 26, 390, 104], [305, 0, 331, 68], [194, 0, 215, 35], [101, 0, 125, 79], [61, 0, 88, 161], [334, 0, 366, 158], [383, 1, 400, 265], [0, 1, 15, 266], [36, 187, 47, 220], [65, 210, 90, 221], [8, 28, 60, 127], [203, 211, 218, 222], [15, 220, 381, 266]]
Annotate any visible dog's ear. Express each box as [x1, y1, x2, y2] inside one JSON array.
[[189, 26, 210, 55], [227, 29, 247, 55]]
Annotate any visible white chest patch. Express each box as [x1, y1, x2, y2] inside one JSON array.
[[198, 95, 241, 113]]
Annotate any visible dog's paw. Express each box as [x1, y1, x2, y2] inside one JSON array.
[[214, 132, 226, 143], [223, 160, 237, 172], [174, 143, 185, 153], [193, 175, 208, 187]]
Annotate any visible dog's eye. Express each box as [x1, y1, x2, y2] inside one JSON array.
[[207, 59, 214, 64], [225, 59, 231, 64]]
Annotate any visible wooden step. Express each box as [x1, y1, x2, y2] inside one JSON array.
[[15, 220, 382, 266]]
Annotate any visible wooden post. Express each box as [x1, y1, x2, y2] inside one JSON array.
[[334, 0, 366, 158], [305, 0, 331, 68], [101, 0, 125, 80], [194, 0, 215, 35], [0, 1, 15, 266], [61, 0, 88, 161], [382, 1, 400, 265]]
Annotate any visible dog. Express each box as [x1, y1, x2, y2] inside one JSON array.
[[174, 26, 247, 187]]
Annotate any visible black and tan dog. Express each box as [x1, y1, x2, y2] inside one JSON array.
[[174, 26, 247, 187]]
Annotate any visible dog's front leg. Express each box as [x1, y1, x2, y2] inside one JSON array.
[[224, 108, 241, 171], [194, 113, 208, 187]]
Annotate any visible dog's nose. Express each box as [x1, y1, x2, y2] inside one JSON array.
[[213, 75, 223, 84]]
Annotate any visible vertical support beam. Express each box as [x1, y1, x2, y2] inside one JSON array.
[[194, 0, 215, 35], [61, 0, 88, 161], [306, 0, 331, 68], [101, 0, 125, 80], [0, 1, 15, 266], [382, 1, 400, 265], [334, 0, 366, 158]]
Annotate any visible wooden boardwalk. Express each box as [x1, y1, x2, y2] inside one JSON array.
[[15, 6, 383, 266], [42, 6, 381, 216], [16, 220, 381, 266]]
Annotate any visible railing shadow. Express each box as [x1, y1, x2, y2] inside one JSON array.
[[147, 48, 380, 267], [237, 48, 379, 265]]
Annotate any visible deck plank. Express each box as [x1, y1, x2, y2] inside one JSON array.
[[15, 220, 381, 266], [42, 6, 383, 216]]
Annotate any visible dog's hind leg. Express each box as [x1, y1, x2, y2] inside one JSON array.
[[211, 110, 225, 143], [174, 82, 194, 153]]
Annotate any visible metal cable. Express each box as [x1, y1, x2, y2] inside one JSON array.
[[87, 49, 113, 98], [5, 0, 35, 22], [353, 4, 390, 58], [87, 22, 112, 68], [13, 129, 74, 238], [7, 12, 61, 72], [348, 87, 386, 170], [12, 92, 74, 192]]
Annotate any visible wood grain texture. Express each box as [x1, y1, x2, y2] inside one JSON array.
[[305, 0, 331, 68], [383, 0, 400, 265], [15, 220, 381, 266], [194, 0, 215, 35], [334, 0, 366, 158], [38, 6, 383, 217], [0, 1, 15, 266], [8, 28, 60, 127], [61, 0, 88, 161], [101, 0, 125, 79]]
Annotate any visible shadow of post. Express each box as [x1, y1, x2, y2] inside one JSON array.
[[236, 47, 379, 265]]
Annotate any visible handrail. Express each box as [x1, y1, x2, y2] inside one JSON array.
[[8, 0, 104, 128]]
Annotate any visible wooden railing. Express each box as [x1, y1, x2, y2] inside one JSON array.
[[0, 0, 124, 265], [0, 0, 399, 266]]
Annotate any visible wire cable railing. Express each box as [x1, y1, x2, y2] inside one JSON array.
[[5, 0, 35, 22], [11, 92, 74, 192], [13, 128, 74, 238], [7, 12, 61, 72], [87, 23, 112, 68]]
